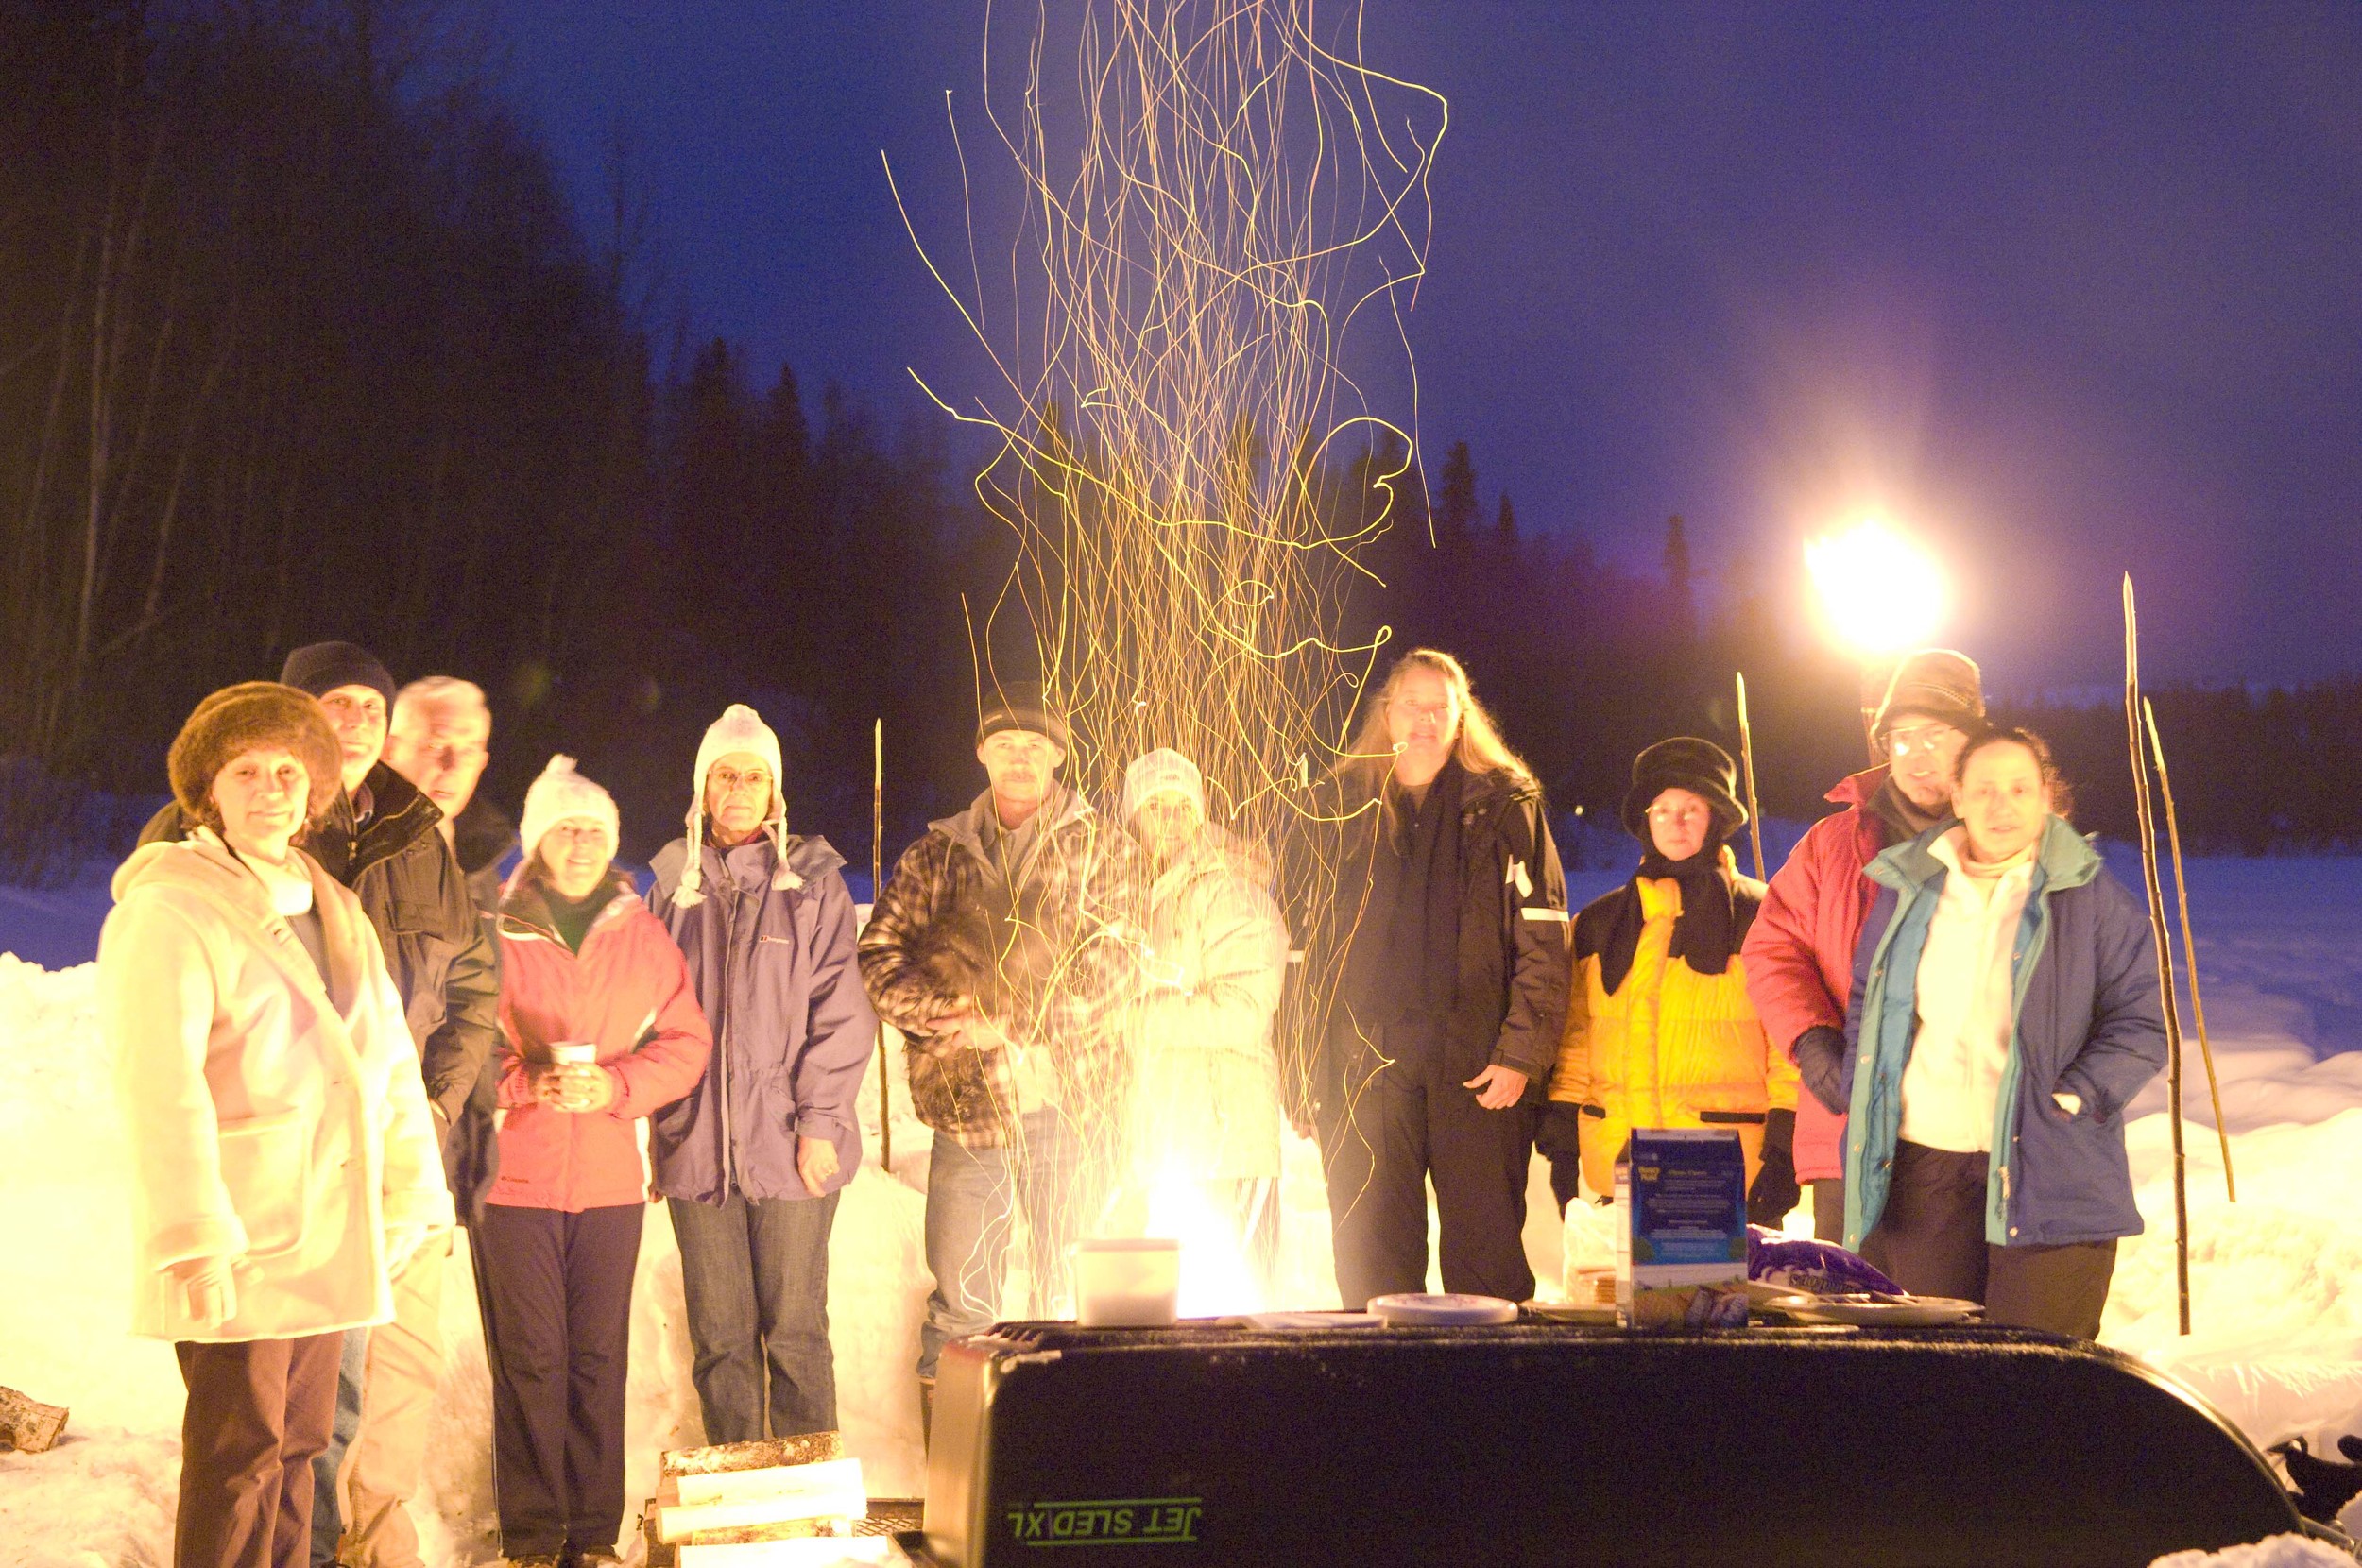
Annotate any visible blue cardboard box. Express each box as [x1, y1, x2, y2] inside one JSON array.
[[1617, 1128, 1750, 1329]]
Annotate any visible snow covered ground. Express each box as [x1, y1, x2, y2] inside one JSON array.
[[4, 852, 2359, 1565]]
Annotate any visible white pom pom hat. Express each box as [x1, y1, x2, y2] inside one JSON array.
[[519, 755, 620, 867], [673, 703, 799, 907]]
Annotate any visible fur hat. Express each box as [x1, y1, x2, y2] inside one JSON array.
[[1873, 649, 1986, 739], [1121, 747, 1206, 821], [168, 682, 344, 835], [279, 640, 397, 709], [518, 755, 619, 867], [975, 678, 1071, 754], [1621, 736, 1747, 843], [674, 704, 798, 907]]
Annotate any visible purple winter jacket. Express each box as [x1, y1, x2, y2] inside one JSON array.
[[646, 832, 876, 1202]]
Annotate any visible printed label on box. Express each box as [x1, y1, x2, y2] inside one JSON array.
[[1618, 1129, 1749, 1329]]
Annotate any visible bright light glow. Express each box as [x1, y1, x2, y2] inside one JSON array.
[[1805, 520, 1947, 657], [1143, 1177, 1267, 1319]]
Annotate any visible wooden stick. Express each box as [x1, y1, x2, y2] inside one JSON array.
[[2123, 575, 2192, 1336], [873, 718, 891, 1174], [1734, 672, 1766, 881], [2144, 697, 2235, 1202]]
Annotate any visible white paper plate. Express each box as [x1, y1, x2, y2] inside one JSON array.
[[1366, 1292, 1522, 1326], [1782, 1296, 1984, 1326]]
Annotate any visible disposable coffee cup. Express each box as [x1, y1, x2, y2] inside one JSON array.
[[1073, 1237, 1181, 1327], [550, 1042, 598, 1066]]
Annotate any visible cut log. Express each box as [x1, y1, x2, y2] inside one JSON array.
[[677, 1539, 895, 1568], [662, 1433, 843, 1476], [676, 1458, 866, 1510], [0, 1387, 68, 1454], [654, 1460, 867, 1542]]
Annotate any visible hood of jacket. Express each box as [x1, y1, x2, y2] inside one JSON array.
[[112, 834, 363, 1009], [933, 780, 1099, 874], [1147, 819, 1273, 905], [1826, 765, 1887, 810], [649, 829, 847, 904], [1867, 813, 2100, 900], [496, 865, 641, 941], [311, 761, 443, 884], [451, 795, 517, 879]]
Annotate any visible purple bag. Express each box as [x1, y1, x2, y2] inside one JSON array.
[[1746, 1226, 1906, 1298]]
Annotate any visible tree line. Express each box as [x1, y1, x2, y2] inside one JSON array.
[[2, 2, 2351, 886]]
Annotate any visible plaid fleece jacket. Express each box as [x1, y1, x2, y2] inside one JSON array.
[[858, 786, 1144, 1149]]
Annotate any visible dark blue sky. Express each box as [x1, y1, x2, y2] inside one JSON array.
[[488, 1, 2361, 690]]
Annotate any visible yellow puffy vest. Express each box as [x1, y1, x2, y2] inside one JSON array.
[[1549, 875, 1798, 1199]]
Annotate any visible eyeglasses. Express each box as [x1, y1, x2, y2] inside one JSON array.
[[542, 823, 611, 848], [1884, 722, 1963, 760], [710, 766, 774, 794]]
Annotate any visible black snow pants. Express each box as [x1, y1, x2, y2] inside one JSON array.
[[1320, 1052, 1538, 1309]]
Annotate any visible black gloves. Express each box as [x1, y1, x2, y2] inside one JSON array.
[[1536, 1100, 1586, 1216], [1747, 1107, 1801, 1226], [1795, 1025, 1850, 1117]]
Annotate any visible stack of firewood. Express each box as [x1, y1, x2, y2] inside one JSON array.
[[640, 1434, 870, 1567]]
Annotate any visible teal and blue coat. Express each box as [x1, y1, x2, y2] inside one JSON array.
[[1840, 815, 2166, 1251]]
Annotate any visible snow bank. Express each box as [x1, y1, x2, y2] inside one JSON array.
[[2151, 1535, 2358, 1567]]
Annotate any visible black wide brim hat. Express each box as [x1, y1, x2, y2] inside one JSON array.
[[1621, 736, 1748, 842]]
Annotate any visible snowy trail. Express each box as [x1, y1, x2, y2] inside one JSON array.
[[5, 856, 2361, 1565]]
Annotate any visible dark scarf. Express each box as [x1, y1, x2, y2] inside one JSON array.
[[1871, 774, 1948, 846], [1344, 759, 1465, 1034], [501, 866, 628, 953], [1595, 840, 1740, 996], [544, 880, 620, 954]]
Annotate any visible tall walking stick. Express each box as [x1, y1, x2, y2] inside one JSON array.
[[1735, 672, 1767, 880], [874, 718, 892, 1173], [2124, 575, 2192, 1335], [2145, 698, 2235, 1202]]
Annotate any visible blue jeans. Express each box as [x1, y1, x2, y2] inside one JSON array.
[[669, 1190, 842, 1441], [919, 1108, 1092, 1381], [309, 1325, 368, 1566]]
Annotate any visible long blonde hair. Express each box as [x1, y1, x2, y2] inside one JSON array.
[[1335, 648, 1534, 793]]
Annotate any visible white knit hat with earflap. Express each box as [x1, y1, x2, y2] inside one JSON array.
[[674, 703, 799, 907], [518, 756, 619, 868], [1121, 747, 1207, 821]]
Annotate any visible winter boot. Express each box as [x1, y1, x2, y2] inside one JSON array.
[[919, 1375, 935, 1449]]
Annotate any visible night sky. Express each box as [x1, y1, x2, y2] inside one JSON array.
[[488, 1, 2361, 691]]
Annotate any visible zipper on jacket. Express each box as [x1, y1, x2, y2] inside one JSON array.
[[717, 863, 740, 1199]]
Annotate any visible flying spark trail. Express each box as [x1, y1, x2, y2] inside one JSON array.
[[896, 0, 1446, 1309]]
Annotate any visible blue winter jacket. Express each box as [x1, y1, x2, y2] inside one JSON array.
[[646, 833, 878, 1202], [1840, 815, 2166, 1251]]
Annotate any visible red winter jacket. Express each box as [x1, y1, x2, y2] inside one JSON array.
[[489, 874, 713, 1213], [1738, 767, 1895, 1183]]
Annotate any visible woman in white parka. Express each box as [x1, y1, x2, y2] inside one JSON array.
[[104, 682, 451, 1568]]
